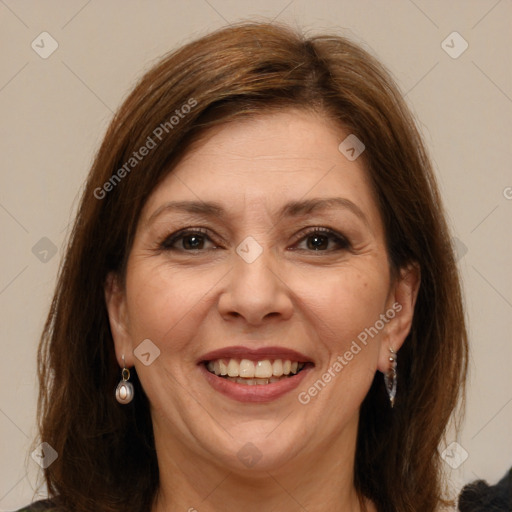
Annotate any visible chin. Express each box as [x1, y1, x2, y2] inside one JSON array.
[[201, 422, 310, 474]]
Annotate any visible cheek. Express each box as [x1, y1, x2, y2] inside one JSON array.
[[124, 261, 217, 352], [292, 266, 389, 346], [293, 267, 389, 423]]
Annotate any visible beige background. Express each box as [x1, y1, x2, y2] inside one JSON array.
[[1, 0, 511, 508]]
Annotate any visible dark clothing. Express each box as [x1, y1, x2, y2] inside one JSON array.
[[459, 467, 512, 511], [13, 500, 55, 512]]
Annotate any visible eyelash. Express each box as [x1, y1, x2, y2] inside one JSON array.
[[157, 226, 351, 253]]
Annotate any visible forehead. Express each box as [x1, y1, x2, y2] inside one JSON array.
[[141, 109, 381, 228]]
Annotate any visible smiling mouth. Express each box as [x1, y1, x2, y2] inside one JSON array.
[[204, 358, 308, 385]]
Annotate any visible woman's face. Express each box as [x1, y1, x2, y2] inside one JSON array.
[[107, 109, 417, 474]]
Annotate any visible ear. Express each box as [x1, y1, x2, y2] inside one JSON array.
[[377, 263, 421, 373], [104, 272, 134, 367]]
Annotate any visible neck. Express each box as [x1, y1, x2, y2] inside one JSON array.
[[150, 414, 375, 512]]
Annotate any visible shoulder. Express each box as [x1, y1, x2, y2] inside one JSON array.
[[12, 499, 57, 512]]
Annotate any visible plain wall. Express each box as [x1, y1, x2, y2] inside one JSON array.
[[1, 0, 511, 508]]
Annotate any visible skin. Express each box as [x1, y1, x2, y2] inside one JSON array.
[[105, 109, 420, 512]]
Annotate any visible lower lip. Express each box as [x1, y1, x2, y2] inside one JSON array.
[[199, 363, 312, 403]]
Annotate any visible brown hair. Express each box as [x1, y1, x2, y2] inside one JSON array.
[[35, 21, 468, 512]]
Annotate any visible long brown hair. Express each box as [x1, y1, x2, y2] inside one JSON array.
[[35, 22, 468, 512]]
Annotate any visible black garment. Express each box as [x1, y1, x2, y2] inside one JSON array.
[[459, 467, 512, 511], [13, 499, 56, 512]]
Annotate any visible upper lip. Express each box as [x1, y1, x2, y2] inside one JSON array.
[[199, 345, 313, 364]]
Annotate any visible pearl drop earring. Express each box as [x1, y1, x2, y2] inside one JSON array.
[[115, 355, 134, 404]]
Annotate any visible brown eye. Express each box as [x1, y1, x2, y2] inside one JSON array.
[[308, 234, 327, 250], [294, 228, 350, 252], [160, 229, 216, 251], [181, 234, 205, 250]]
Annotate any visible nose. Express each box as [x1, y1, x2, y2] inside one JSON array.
[[217, 246, 294, 326]]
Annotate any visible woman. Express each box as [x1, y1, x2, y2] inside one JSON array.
[[21, 22, 467, 512]]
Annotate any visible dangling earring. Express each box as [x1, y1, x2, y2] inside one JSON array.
[[384, 347, 397, 408], [115, 355, 134, 404]]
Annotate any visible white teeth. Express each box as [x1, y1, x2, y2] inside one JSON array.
[[239, 359, 255, 378], [206, 358, 306, 381], [219, 360, 228, 376], [226, 376, 277, 385], [255, 360, 273, 378], [272, 359, 283, 377], [227, 359, 239, 377]]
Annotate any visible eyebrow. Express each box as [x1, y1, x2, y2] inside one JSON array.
[[147, 197, 370, 227]]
